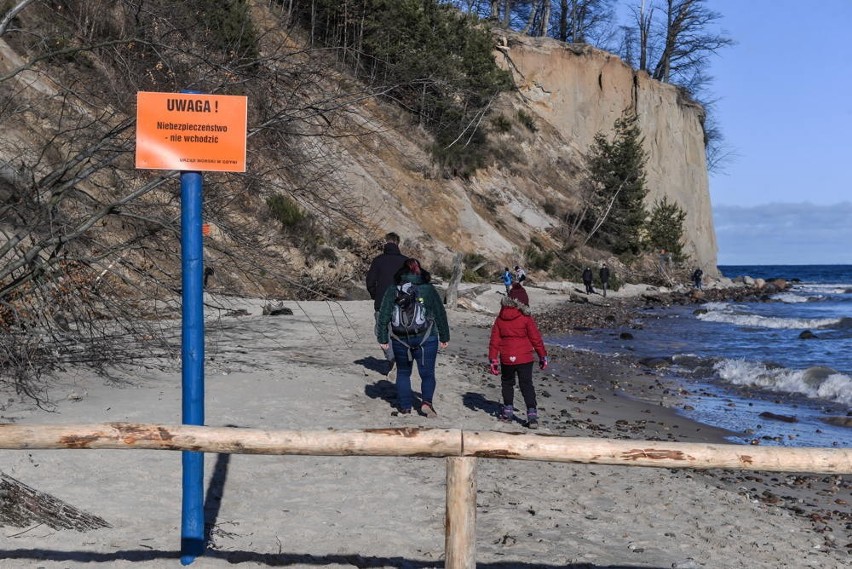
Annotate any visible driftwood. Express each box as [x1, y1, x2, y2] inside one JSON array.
[[449, 284, 494, 313], [444, 253, 464, 308], [0, 472, 110, 531], [458, 284, 492, 299], [454, 297, 489, 313], [262, 303, 293, 316]]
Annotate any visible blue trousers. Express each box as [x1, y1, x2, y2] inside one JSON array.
[[391, 334, 438, 409]]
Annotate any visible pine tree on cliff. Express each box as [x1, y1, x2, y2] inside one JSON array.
[[580, 111, 648, 256], [646, 196, 687, 262]]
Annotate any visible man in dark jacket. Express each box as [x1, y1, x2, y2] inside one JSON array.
[[367, 232, 407, 311], [692, 267, 703, 289], [599, 263, 610, 297], [366, 232, 407, 372], [582, 267, 594, 294]]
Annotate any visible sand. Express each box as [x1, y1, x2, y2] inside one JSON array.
[[0, 283, 849, 568]]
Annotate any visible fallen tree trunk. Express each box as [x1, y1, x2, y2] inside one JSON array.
[[0, 472, 110, 530], [458, 284, 492, 299], [445, 252, 464, 309]]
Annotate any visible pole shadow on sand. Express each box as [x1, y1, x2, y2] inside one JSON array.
[[0, 548, 674, 568], [203, 451, 230, 545]]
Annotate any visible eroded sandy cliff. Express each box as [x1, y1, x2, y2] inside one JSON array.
[[495, 34, 717, 271]]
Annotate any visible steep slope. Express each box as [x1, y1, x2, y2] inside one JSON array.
[[0, 2, 717, 304], [494, 34, 717, 271], [314, 32, 718, 275]]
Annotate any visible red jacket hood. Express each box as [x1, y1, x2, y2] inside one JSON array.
[[500, 295, 530, 315]]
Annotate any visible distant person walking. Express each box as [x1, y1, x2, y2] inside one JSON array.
[[377, 258, 450, 417], [488, 283, 547, 429], [366, 232, 407, 372], [514, 265, 527, 284], [582, 267, 594, 294], [659, 249, 672, 273], [692, 267, 704, 289], [599, 263, 610, 297], [502, 267, 513, 295]]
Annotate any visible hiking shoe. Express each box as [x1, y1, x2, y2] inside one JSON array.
[[499, 405, 514, 422], [398, 407, 412, 415], [527, 408, 539, 429], [420, 402, 437, 418]]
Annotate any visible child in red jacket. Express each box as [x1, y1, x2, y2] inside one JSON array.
[[488, 283, 548, 428]]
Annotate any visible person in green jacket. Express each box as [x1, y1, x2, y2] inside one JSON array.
[[377, 258, 450, 417]]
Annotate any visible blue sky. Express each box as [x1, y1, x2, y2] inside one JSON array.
[[701, 0, 852, 265]]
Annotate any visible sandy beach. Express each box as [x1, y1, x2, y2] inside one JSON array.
[[0, 283, 849, 568]]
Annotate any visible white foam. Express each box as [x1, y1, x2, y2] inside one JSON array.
[[701, 301, 731, 311], [714, 359, 852, 406], [793, 283, 852, 295], [771, 292, 810, 303], [697, 309, 841, 330], [551, 341, 595, 354]]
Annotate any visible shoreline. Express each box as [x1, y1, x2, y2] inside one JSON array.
[[525, 285, 851, 553], [0, 287, 849, 567]]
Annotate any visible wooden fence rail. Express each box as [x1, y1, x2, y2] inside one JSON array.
[[1, 423, 850, 568], [1, 423, 849, 473]]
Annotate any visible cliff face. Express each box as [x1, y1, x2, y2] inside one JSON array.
[[494, 34, 718, 272], [327, 33, 719, 275], [0, 7, 718, 300]]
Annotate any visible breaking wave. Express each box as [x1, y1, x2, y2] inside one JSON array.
[[771, 292, 811, 303], [714, 359, 852, 406], [696, 307, 842, 330]]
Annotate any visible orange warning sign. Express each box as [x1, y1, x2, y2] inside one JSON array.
[[135, 91, 247, 172]]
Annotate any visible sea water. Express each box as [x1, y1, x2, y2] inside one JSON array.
[[549, 264, 852, 448]]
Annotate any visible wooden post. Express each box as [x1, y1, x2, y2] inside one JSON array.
[[445, 252, 464, 309], [445, 457, 476, 569]]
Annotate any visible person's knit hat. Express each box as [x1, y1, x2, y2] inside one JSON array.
[[508, 282, 529, 306]]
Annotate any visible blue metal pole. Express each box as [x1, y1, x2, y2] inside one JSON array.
[[179, 170, 205, 565]]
